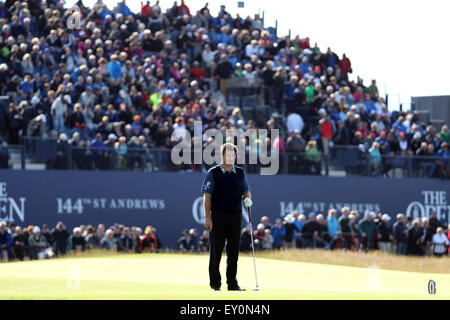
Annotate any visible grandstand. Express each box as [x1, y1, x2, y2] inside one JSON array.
[[0, 0, 447, 179]]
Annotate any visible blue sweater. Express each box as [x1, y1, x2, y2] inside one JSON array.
[[327, 216, 339, 238], [271, 225, 286, 248]]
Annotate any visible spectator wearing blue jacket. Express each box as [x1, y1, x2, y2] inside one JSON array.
[[0, 2, 6, 19], [326, 209, 339, 239], [118, 0, 133, 17], [393, 213, 408, 255], [436, 142, 449, 179], [392, 116, 407, 134], [271, 219, 286, 249], [100, 7, 114, 23], [107, 55, 122, 80], [130, 115, 144, 135], [363, 95, 376, 114], [283, 75, 299, 101], [216, 26, 231, 45], [368, 142, 382, 176], [292, 211, 304, 248], [71, 64, 88, 84], [326, 48, 339, 68], [299, 57, 311, 74]]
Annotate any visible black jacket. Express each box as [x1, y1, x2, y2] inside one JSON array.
[[70, 235, 86, 251], [215, 60, 234, 79], [335, 126, 350, 145], [199, 235, 209, 251], [302, 221, 321, 240], [407, 227, 424, 255], [428, 217, 442, 235], [177, 236, 194, 251], [283, 222, 300, 242], [379, 222, 393, 242], [240, 231, 252, 252], [51, 229, 69, 250], [118, 235, 134, 252]]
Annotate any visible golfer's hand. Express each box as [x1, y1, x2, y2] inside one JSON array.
[[204, 217, 213, 231], [244, 197, 252, 207]]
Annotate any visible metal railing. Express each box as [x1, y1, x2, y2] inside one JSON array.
[[2, 137, 448, 180]]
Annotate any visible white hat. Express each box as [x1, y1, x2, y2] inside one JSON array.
[[59, 133, 68, 141], [33, 226, 41, 233], [284, 214, 295, 224], [31, 96, 40, 105], [108, 133, 117, 140], [381, 214, 391, 221], [0, 63, 8, 71], [257, 223, 265, 230]]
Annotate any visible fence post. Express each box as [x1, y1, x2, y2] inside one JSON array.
[[284, 153, 289, 174], [68, 145, 72, 169], [275, 20, 278, 38], [21, 144, 25, 170], [324, 153, 329, 176], [407, 157, 412, 177]]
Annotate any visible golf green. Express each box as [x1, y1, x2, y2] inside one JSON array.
[[0, 253, 448, 299]]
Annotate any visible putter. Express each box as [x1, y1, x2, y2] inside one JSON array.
[[247, 206, 259, 291]]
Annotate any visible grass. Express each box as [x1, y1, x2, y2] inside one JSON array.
[[0, 250, 449, 300], [253, 249, 450, 274]]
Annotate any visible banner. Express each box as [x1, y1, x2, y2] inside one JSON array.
[[0, 170, 449, 248]]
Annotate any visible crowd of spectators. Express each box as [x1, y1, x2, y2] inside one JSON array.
[[0, 0, 448, 178], [173, 209, 450, 258], [1, 208, 449, 262], [0, 220, 162, 261], [238, 209, 450, 257]]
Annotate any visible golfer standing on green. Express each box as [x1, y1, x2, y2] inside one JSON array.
[[201, 142, 253, 291]]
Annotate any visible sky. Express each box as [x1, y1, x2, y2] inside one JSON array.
[[66, 0, 450, 111]]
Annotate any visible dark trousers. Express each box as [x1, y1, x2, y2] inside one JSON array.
[[209, 212, 241, 289]]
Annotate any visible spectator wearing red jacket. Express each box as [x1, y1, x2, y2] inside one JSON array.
[[353, 87, 365, 104], [178, 0, 191, 17], [300, 37, 310, 50], [140, 1, 152, 23], [140, 226, 159, 252], [356, 121, 369, 138], [319, 111, 334, 155], [339, 53, 352, 75], [190, 61, 206, 81]]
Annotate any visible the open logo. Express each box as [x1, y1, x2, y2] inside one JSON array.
[[428, 280, 436, 294]]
